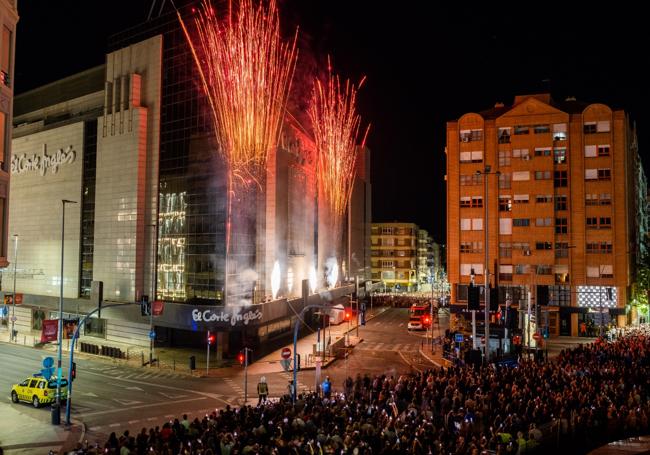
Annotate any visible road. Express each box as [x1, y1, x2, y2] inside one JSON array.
[[1, 306, 444, 445]]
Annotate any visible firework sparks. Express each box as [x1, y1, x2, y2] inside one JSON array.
[[308, 62, 369, 218], [178, 0, 298, 184]]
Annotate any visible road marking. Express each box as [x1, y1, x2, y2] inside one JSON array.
[[109, 423, 120, 428], [126, 386, 144, 391], [159, 392, 188, 399], [147, 417, 157, 421], [113, 398, 143, 406], [128, 420, 140, 424], [398, 351, 422, 372], [83, 392, 99, 397], [89, 426, 102, 431], [80, 397, 208, 418]]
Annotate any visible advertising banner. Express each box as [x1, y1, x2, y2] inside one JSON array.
[[41, 319, 58, 343], [63, 319, 78, 339]]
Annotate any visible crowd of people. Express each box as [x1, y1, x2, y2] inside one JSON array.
[[70, 325, 650, 454]]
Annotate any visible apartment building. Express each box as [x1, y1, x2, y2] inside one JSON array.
[[371, 222, 418, 291], [446, 94, 646, 336], [417, 229, 431, 289]]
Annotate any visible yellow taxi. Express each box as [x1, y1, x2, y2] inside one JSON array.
[[11, 375, 68, 408]]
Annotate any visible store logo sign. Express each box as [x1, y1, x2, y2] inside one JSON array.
[[192, 308, 263, 326], [11, 144, 76, 176]]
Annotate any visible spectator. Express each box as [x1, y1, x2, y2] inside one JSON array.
[[257, 376, 268, 404]]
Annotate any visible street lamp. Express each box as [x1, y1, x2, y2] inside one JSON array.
[[54, 199, 77, 425], [147, 223, 158, 367], [11, 234, 18, 342], [476, 166, 500, 361]]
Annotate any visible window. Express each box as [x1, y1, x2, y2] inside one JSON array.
[[499, 265, 513, 281], [550, 285, 571, 306], [555, 242, 569, 258], [498, 127, 511, 144], [381, 260, 395, 268], [598, 169, 611, 180], [585, 168, 598, 180], [597, 121, 610, 132], [460, 197, 471, 208], [555, 218, 568, 234], [585, 194, 598, 206], [534, 147, 551, 157], [555, 265, 569, 283], [515, 264, 529, 274], [536, 194, 552, 203], [472, 196, 483, 207], [534, 124, 550, 134], [513, 194, 529, 204], [84, 317, 106, 337], [460, 174, 482, 186], [536, 242, 552, 250], [513, 149, 530, 160], [1, 26, 11, 87], [600, 193, 612, 205], [381, 227, 393, 235], [513, 242, 531, 252], [460, 241, 482, 253], [536, 218, 552, 227], [513, 171, 530, 181], [553, 123, 567, 141], [460, 129, 483, 142], [499, 173, 511, 189], [584, 122, 597, 134], [598, 145, 610, 156], [500, 242, 512, 257], [553, 148, 567, 164], [585, 145, 597, 157], [500, 218, 512, 235], [513, 218, 530, 227], [535, 171, 551, 180], [555, 195, 567, 211], [514, 125, 529, 135], [472, 218, 483, 230], [586, 217, 598, 229], [587, 242, 612, 254], [554, 171, 567, 187], [460, 264, 472, 276], [499, 196, 512, 212], [499, 150, 511, 166], [600, 264, 613, 278], [460, 151, 483, 163], [537, 265, 553, 275], [600, 217, 612, 228]]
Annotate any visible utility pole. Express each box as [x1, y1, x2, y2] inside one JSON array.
[[243, 347, 250, 404], [206, 330, 211, 376], [11, 234, 18, 342], [149, 223, 157, 367]]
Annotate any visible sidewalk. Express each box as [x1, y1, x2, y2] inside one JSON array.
[[0, 402, 84, 454]]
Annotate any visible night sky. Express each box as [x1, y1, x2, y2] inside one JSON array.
[[14, 1, 649, 243]]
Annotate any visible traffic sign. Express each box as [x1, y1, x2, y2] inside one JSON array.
[[454, 333, 464, 343], [281, 347, 292, 360]]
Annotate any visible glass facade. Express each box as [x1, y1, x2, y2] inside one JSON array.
[[80, 121, 98, 297], [109, 4, 227, 305]]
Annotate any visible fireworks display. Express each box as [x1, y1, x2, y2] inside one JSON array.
[[178, 0, 298, 186], [308, 63, 369, 218]]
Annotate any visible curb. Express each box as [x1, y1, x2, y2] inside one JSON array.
[[418, 348, 449, 368]]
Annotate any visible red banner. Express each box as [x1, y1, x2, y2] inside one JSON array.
[[152, 300, 165, 316], [41, 319, 58, 343]]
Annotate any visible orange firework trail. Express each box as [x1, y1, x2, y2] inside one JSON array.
[[309, 64, 369, 217], [178, 0, 298, 185]]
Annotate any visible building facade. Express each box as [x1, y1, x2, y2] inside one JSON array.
[[1, 6, 371, 356], [417, 229, 431, 289], [0, 0, 17, 268], [446, 94, 644, 336], [371, 222, 417, 291]]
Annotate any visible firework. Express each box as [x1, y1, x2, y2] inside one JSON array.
[[308, 63, 368, 218]]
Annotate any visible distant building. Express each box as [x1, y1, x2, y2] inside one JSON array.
[[0, 0, 18, 268], [371, 222, 418, 292], [417, 229, 431, 288], [446, 94, 645, 336]]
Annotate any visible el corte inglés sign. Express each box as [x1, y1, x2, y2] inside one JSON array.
[[192, 308, 263, 326], [11, 144, 76, 176]]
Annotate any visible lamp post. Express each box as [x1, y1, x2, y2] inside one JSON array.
[[147, 223, 158, 367], [11, 234, 18, 342], [476, 166, 500, 361], [54, 199, 77, 425]]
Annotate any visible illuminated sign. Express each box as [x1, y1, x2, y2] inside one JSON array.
[[11, 144, 77, 176], [192, 308, 263, 326]]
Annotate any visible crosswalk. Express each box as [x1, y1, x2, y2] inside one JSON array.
[[355, 342, 421, 352], [86, 365, 185, 381]]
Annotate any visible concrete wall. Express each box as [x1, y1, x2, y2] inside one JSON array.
[[7, 122, 83, 298]]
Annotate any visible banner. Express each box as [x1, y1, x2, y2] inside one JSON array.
[[41, 319, 58, 343], [2, 294, 22, 305], [152, 300, 165, 316], [63, 319, 78, 339]]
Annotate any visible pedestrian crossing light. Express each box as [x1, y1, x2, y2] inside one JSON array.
[[345, 309, 352, 321], [207, 333, 216, 345], [71, 362, 77, 382], [238, 352, 245, 365]]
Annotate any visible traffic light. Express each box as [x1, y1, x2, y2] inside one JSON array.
[[468, 284, 480, 311], [423, 316, 430, 325], [207, 333, 216, 345], [345, 309, 352, 321], [237, 351, 245, 365], [489, 287, 499, 311], [140, 295, 150, 316], [295, 353, 301, 371], [71, 362, 77, 382]]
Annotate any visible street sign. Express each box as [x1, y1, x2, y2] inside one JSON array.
[[280, 359, 291, 371], [281, 347, 292, 360], [454, 333, 464, 343]]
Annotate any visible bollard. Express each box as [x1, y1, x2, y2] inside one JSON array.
[[141, 351, 145, 366], [173, 358, 176, 371], [189, 355, 196, 371]]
